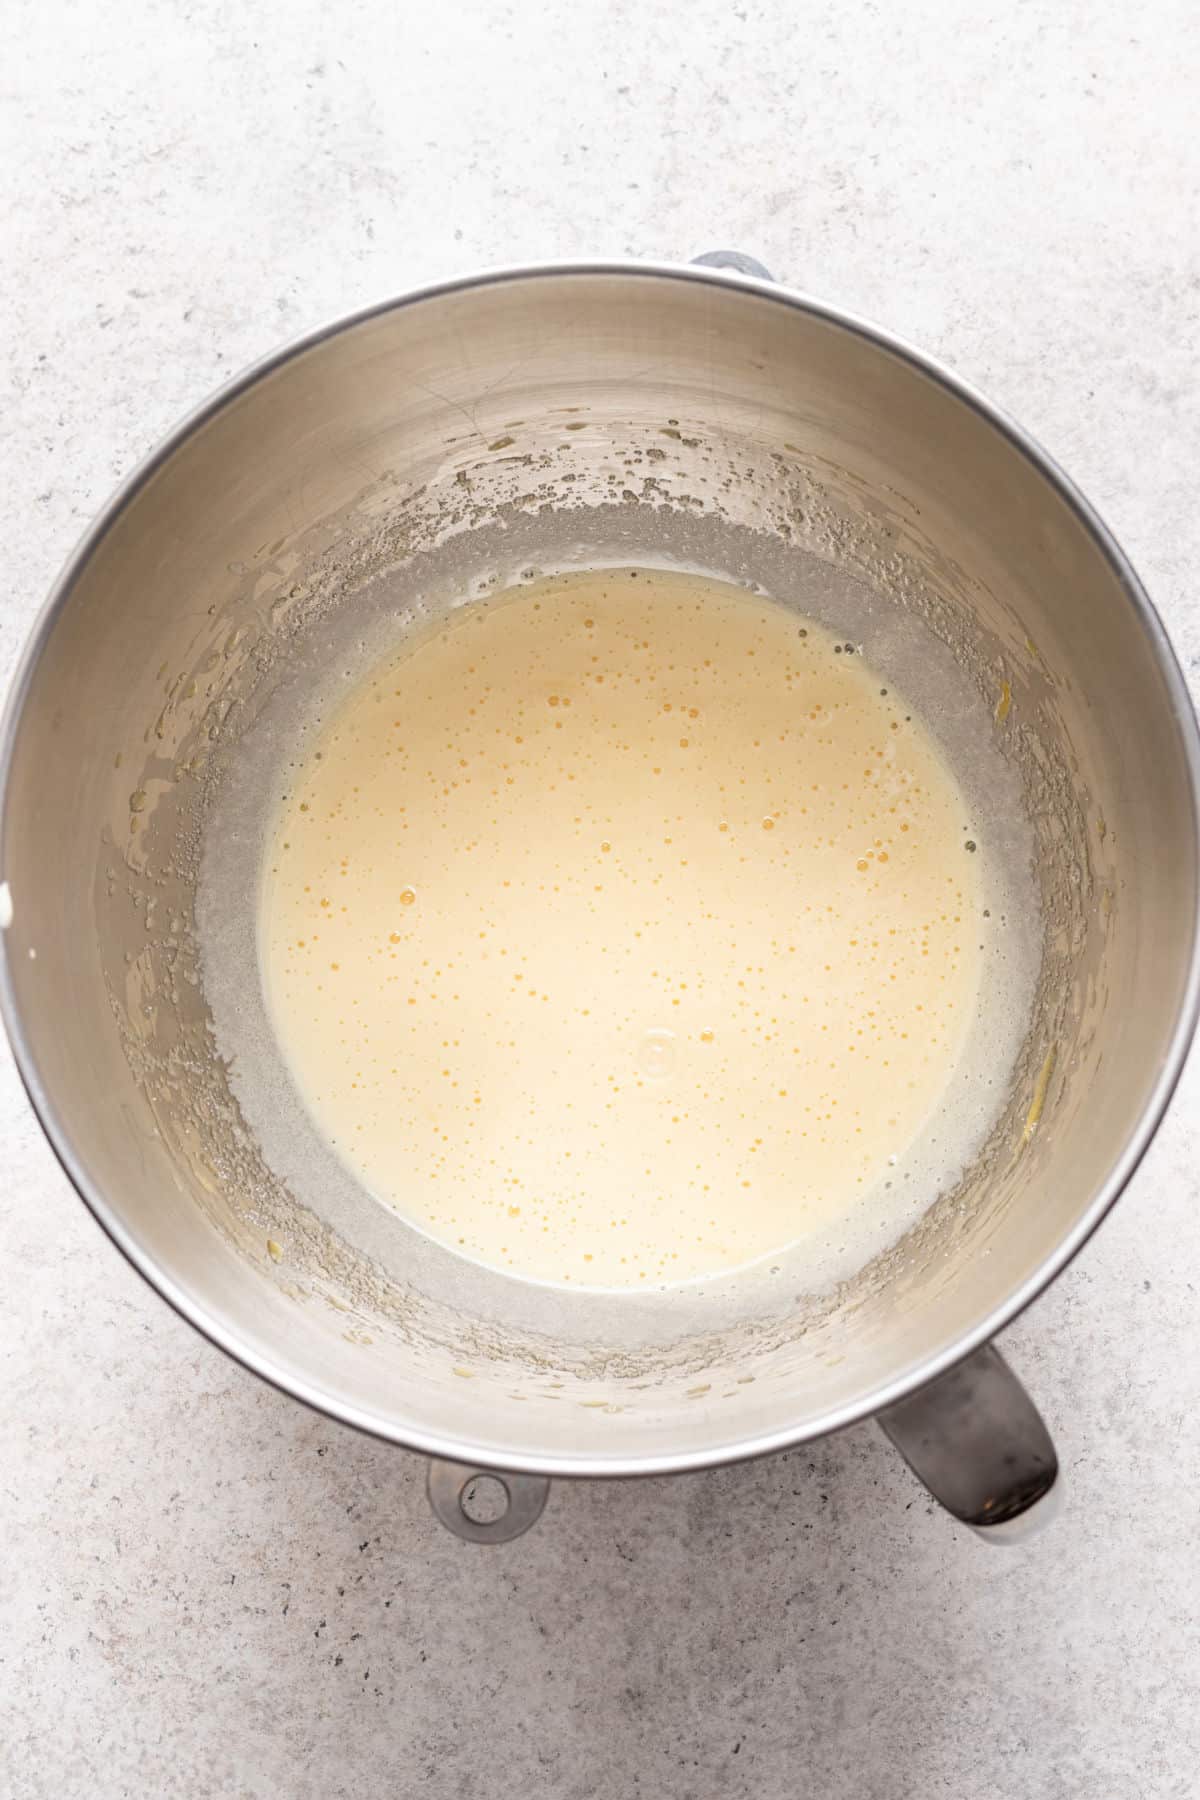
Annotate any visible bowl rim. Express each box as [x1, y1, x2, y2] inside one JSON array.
[[4, 256, 1199, 1479]]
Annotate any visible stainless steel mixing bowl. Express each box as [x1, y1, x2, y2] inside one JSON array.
[[3, 257, 1197, 1542]]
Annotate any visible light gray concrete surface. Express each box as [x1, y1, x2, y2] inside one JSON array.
[[2, 3, 1199, 1795]]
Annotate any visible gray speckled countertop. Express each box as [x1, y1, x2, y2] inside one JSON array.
[[3, 5, 1199, 1795]]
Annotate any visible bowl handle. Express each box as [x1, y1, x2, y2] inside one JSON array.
[[426, 1458, 550, 1544], [878, 1342, 1061, 1542]]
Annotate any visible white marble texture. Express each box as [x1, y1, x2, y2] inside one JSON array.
[[2, 3, 1199, 1795]]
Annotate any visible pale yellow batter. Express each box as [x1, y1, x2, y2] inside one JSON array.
[[260, 567, 982, 1288]]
